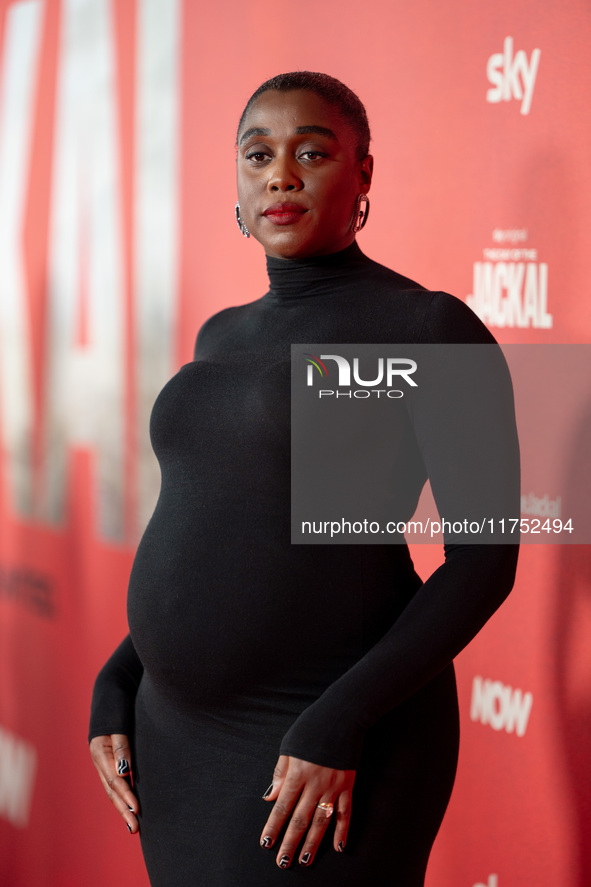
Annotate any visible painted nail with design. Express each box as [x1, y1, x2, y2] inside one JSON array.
[[279, 854, 290, 869], [262, 783, 274, 799], [261, 836, 273, 848], [300, 851, 311, 866], [337, 841, 345, 853], [117, 759, 130, 776], [127, 823, 132, 833]]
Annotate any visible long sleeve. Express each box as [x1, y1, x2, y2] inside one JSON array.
[[280, 293, 520, 770], [280, 543, 518, 769], [88, 634, 144, 742], [103, 242, 518, 882]]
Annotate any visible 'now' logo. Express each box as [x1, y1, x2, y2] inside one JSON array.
[[470, 676, 533, 737], [486, 36, 541, 115]]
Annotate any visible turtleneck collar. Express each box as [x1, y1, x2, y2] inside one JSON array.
[[264, 240, 369, 302]]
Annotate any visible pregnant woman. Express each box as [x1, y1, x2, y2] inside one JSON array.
[[89, 71, 519, 886]]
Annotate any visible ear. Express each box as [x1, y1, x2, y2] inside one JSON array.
[[359, 154, 373, 193]]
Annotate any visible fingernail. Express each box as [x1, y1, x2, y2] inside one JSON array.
[[117, 759, 130, 776], [279, 854, 290, 869], [300, 851, 311, 866], [337, 841, 345, 853], [261, 836, 272, 848], [127, 805, 134, 812], [262, 782, 274, 799], [127, 823, 132, 833]]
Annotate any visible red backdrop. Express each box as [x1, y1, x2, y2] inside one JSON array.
[[1, 1, 590, 885]]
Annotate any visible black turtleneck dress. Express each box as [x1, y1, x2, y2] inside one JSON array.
[[89, 243, 519, 886]]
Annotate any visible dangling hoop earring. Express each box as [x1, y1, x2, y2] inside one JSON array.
[[235, 201, 250, 238], [351, 194, 370, 233]]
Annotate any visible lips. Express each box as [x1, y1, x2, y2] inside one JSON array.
[[262, 203, 308, 225]]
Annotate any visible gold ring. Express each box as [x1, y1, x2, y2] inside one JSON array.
[[317, 801, 334, 818]]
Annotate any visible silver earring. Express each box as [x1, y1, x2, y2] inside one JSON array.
[[351, 194, 370, 233], [235, 201, 250, 238]]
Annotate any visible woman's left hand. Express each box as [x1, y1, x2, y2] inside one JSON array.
[[260, 754, 355, 869]]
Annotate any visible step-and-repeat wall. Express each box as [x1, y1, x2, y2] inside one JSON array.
[[0, 1, 589, 884]]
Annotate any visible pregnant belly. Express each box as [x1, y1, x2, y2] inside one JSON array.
[[126, 498, 374, 711]]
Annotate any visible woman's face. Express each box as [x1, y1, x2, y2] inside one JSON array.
[[236, 89, 372, 259]]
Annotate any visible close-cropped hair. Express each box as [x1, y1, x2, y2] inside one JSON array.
[[237, 71, 371, 161]]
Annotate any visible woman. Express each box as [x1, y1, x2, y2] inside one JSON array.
[[89, 72, 519, 885]]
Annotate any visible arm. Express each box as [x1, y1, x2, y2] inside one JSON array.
[[89, 634, 144, 742], [261, 293, 520, 864], [89, 634, 144, 834], [281, 310, 520, 768], [278, 543, 518, 769]]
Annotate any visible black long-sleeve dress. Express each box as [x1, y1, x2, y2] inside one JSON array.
[[89, 242, 519, 886]]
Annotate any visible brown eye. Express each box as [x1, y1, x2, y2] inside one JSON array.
[[298, 151, 328, 161], [245, 151, 270, 163]]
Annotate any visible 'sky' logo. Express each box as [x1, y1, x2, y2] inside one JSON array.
[[486, 36, 541, 115]]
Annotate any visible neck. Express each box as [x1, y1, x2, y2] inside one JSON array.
[[265, 241, 368, 301]]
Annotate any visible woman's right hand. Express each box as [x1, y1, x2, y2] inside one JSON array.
[[89, 734, 139, 834]]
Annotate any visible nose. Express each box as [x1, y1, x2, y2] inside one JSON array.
[[267, 153, 302, 192]]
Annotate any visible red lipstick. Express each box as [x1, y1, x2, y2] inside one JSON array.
[[263, 203, 307, 225]]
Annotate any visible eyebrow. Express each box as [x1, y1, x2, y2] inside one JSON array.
[[239, 125, 338, 145], [294, 125, 337, 140]]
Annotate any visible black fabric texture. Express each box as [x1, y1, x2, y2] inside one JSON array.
[[89, 241, 519, 885]]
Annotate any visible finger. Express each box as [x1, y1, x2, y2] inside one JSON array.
[[259, 762, 303, 850], [111, 733, 133, 783], [333, 788, 352, 853], [90, 734, 139, 833], [272, 793, 332, 869], [108, 734, 140, 827], [261, 755, 288, 803], [293, 797, 336, 868], [105, 779, 140, 834]]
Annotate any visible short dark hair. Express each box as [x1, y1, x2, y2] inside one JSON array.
[[237, 71, 371, 160]]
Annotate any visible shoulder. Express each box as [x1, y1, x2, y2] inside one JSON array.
[[359, 252, 427, 294], [417, 291, 497, 345], [354, 253, 495, 345], [193, 302, 259, 359]]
